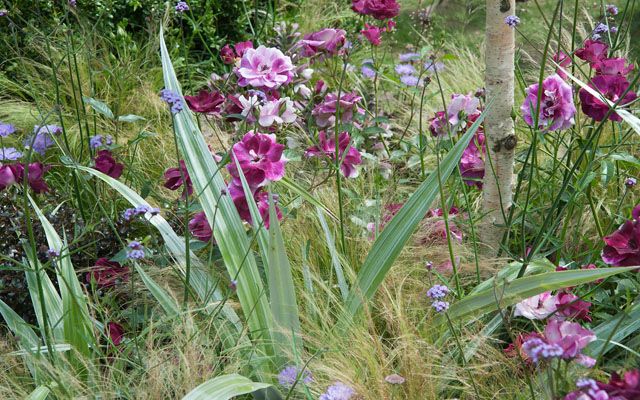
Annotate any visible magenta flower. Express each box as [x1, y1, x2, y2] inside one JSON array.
[[521, 74, 576, 131], [593, 57, 634, 76], [184, 89, 225, 114], [94, 150, 124, 179], [227, 131, 286, 188], [164, 160, 193, 197], [543, 319, 596, 360], [579, 75, 637, 122], [552, 51, 572, 79], [24, 162, 50, 193], [459, 131, 485, 189], [602, 205, 640, 267], [189, 211, 213, 242], [298, 28, 346, 57], [0, 163, 23, 191], [228, 183, 282, 229], [361, 24, 383, 46], [514, 291, 557, 320], [575, 40, 609, 65], [305, 131, 362, 178], [429, 111, 448, 137], [555, 291, 592, 322], [312, 92, 362, 128], [598, 369, 640, 399], [351, 0, 399, 20], [236, 45, 295, 89], [86, 258, 129, 288]]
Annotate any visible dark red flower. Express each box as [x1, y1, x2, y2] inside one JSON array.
[[163, 160, 193, 197], [86, 258, 129, 289], [184, 89, 225, 114], [602, 205, 640, 268], [189, 211, 213, 242], [575, 39, 608, 65], [220, 45, 235, 64], [555, 291, 592, 322], [578, 75, 637, 122], [224, 94, 245, 121], [228, 183, 282, 229], [24, 162, 51, 193], [352, 0, 399, 20], [94, 150, 124, 179], [107, 322, 124, 346]]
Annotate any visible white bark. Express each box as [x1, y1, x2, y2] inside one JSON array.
[[481, 0, 516, 252]]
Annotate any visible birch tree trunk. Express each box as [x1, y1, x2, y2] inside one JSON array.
[[481, 0, 516, 252]]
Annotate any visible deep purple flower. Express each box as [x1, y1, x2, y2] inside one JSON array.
[[521, 74, 576, 131], [361, 24, 383, 46], [553, 51, 572, 79], [602, 205, 640, 267], [0, 122, 16, 137], [278, 365, 313, 387], [0, 147, 23, 161], [351, 0, 399, 20], [236, 46, 294, 89], [320, 382, 356, 400], [579, 75, 637, 122], [175, 1, 189, 12], [25, 125, 62, 155], [86, 258, 130, 288], [0, 164, 23, 191], [298, 28, 346, 57], [459, 131, 485, 189], [24, 162, 50, 193], [598, 369, 640, 399], [189, 211, 213, 242], [305, 131, 362, 178], [575, 40, 609, 65], [522, 337, 564, 363], [227, 131, 286, 188], [555, 291, 592, 322], [94, 150, 124, 179], [159, 89, 183, 114], [312, 92, 362, 128], [184, 89, 225, 114], [164, 160, 193, 197], [593, 57, 634, 76], [426, 284, 450, 299], [504, 15, 520, 28], [432, 300, 450, 313], [228, 183, 281, 229]]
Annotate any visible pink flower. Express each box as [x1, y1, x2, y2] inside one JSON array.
[[521, 74, 576, 131], [361, 24, 383, 46], [258, 97, 297, 127], [24, 162, 50, 193], [189, 211, 213, 242], [544, 319, 596, 360], [236, 45, 295, 89], [305, 131, 362, 178], [598, 369, 640, 399], [107, 322, 124, 346], [429, 111, 448, 137], [579, 75, 637, 122], [94, 150, 124, 179], [459, 131, 485, 189], [593, 57, 634, 76], [312, 92, 362, 128], [227, 131, 287, 188], [164, 160, 193, 197], [184, 89, 225, 114], [602, 205, 640, 267], [514, 291, 557, 320], [0, 163, 23, 191], [228, 183, 282, 229], [298, 28, 346, 57], [553, 51, 572, 79], [575, 39, 608, 65], [351, 0, 400, 20], [86, 258, 129, 288], [555, 291, 592, 322], [447, 93, 481, 126]]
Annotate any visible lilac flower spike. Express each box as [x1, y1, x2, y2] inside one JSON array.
[[432, 300, 450, 313], [426, 284, 450, 299], [175, 1, 189, 12], [504, 15, 520, 28], [160, 89, 183, 114]]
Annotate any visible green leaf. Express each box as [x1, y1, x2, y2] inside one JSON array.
[[135, 265, 180, 316], [344, 110, 487, 316], [444, 267, 637, 322], [26, 386, 51, 400], [278, 177, 337, 221], [586, 302, 640, 357], [82, 96, 114, 119], [0, 299, 40, 350], [118, 114, 146, 123], [267, 193, 302, 359], [182, 374, 271, 400]]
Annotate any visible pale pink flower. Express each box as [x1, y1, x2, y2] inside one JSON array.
[[236, 45, 295, 89], [514, 291, 557, 320]]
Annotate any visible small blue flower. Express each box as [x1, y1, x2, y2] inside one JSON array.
[[606, 4, 618, 15], [24, 125, 62, 155], [175, 1, 189, 13], [126, 241, 145, 260], [426, 284, 450, 300], [394, 63, 416, 76], [160, 89, 184, 114], [398, 52, 421, 62], [400, 75, 419, 86], [431, 300, 449, 313], [90, 135, 103, 149], [278, 365, 313, 387], [0, 147, 23, 161], [319, 382, 355, 400], [0, 122, 16, 137], [504, 15, 520, 28]]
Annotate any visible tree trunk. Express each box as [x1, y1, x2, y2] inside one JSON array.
[[481, 0, 516, 253]]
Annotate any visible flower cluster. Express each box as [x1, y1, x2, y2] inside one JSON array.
[[426, 283, 451, 313], [312, 91, 362, 128], [0, 162, 50, 193], [24, 125, 62, 155], [220, 40, 253, 65], [175, 1, 189, 13], [159, 89, 184, 114], [277, 365, 313, 388], [305, 131, 362, 178], [89, 134, 114, 149], [126, 241, 145, 260], [122, 205, 160, 222], [521, 319, 596, 367], [351, 0, 399, 20], [504, 15, 520, 28]]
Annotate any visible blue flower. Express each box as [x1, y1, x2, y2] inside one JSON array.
[[504, 15, 520, 28], [319, 382, 355, 400], [0, 122, 16, 137], [24, 125, 62, 155], [398, 52, 421, 62], [400, 75, 419, 86], [426, 284, 450, 300], [277, 365, 313, 387], [126, 241, 145, 260], [431, 300, 449, 313], [160, 89, 184, 114], [394, 63, 416, 76], [175, 1, 189, 13], [0, 147, 23, 161], [90, 135, 103, 149]]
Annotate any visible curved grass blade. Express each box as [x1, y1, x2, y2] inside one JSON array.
[[278, 177, 337, 221], [316, 207, 349, 301], [135, 265, 180, 316], [182, 374, 272, 400], [344, 110, 487, 317]]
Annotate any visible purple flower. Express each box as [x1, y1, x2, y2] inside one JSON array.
[[598, 369, 640, 399], [126, 241, 145, 260], [431, 300, 450, 313], [426, 284, 450, 299], [160, 89, 183, 114], [593, 23, 609, 37], [0, 122, 16, 137], [228, 183, 282, 229], [395, 63, 416, 75], [0, 164, 23, 191], [24, 162, 51, 193], [258, 98, 297, 127], [555, 291, 592, 322], [69, 0, 77, 7], [424, 60, 445, 74], [625, 177, 637, 188], [320, 382, 356, 400], [543, 319, 596, 360], [553, 52, 572, 79], [579, 75, 637, 122], [594, 57, 634, 76], [184, 89, 225, 114], [227, 131, 286, 188], [602, 205, 640, 267], [0, 147, 23, 161], [521, 74, 576, 131], [522, 337, 564, 363], [399, 52, 421, 62], [400, 75, 419, 86], [514, 291, 557, 320], [236, 45, 294, 89], [47, 248, 59, 258], [277, 365, 313, 387], [0, 9, 8, 17], [312, 92, 362, 128], [606, 4, 619, 15], [298, 28, 346, 57], [25, 125, 62, 155], [164, 160, 193, 198], [361, 62, 376, 79], [351, 0, 400, 20], [575, 40, 609, 65], [305, 131, 362, 178], [459, 131, 485, 189], [90, 135, 103, 149], [504, 15, 520, 28], [189, 211, 213, 242], [94, 150, 124, 179], [123, 205, 159, 221], [175, 1, 189, 12]]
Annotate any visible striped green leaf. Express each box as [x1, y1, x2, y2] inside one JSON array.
[[278, 177, 337, 221], [0, 299, 40, 350], [26, 385, 51, 400], [182, 374, 271, 400], [135, 265, 180, 316]]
